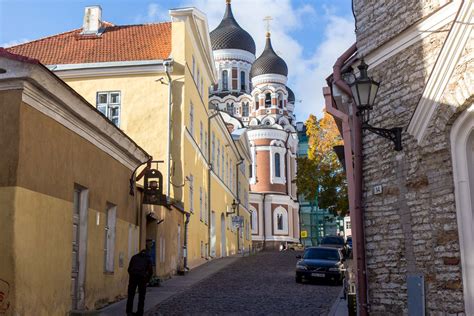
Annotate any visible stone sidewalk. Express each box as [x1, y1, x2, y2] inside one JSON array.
[[97, 256, 241, 316]]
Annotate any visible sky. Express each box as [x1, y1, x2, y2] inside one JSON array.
[[0, 0, 355, 121]]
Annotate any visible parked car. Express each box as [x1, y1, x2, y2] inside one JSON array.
[[320, 236, 348, 257], [295, 247, 345, 284]]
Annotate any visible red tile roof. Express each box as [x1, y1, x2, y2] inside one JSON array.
[[6, 22, 172, 65]]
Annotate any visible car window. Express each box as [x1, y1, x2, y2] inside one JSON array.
[[321, 237, 344, 245], [303, 248, 340, 261]]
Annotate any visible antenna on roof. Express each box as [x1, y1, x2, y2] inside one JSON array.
[[263, 16, 273, 37]]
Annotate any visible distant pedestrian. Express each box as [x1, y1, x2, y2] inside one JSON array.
[[126, 249, 153, 316]]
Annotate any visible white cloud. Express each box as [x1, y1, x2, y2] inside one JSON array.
[[183, 0, 355, 121], [1, 38, 30, 48], [134, 3, 170, 23]]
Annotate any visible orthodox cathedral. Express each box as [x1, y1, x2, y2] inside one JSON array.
[[209, 0, 300, 250]]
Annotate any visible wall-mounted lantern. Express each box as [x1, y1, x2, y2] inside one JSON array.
[[130, 159, 168, 206], [350, 59, 403, 151], [226, 199, 239, 216]]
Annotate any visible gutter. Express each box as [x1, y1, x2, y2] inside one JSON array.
[[325, 43, 369, 316]]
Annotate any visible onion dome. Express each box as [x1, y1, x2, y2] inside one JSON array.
[[210, 0, 256, 55], [286, 86, 295, 103], [250, 33, 288, 78]]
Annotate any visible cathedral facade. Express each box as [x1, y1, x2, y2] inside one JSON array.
[[209, 1, 300, 250]]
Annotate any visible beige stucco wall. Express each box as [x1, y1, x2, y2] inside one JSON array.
[[0, 91, 142, 315]]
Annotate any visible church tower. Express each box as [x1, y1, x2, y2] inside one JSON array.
[[209, 1, 300, 250]]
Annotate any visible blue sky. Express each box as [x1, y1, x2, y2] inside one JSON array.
[[0, 0, 355, 120]]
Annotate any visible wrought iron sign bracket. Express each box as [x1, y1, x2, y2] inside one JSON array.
[[363, 123, 403, 151]]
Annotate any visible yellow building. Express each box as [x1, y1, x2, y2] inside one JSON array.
[[7, 5, 252, 277], [0, 50, 149, 315]]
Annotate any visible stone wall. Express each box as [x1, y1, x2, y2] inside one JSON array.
[[353, 0, 451, 55], [352, 2, 474, 314]]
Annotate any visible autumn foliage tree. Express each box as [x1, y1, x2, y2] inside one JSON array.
[[296, 112, 348, 216]]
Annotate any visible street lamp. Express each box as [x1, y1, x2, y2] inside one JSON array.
[[350, 59, 403, 151], [226, 199, 239, 216]]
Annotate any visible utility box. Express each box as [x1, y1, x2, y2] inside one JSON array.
[[407, 273, 425, 315]]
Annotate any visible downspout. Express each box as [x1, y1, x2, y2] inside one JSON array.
[[207, 110, 220, 257], [164, 59, 173, 202], [183, 212, 191, 270], [236, 159, 244, 252], [327, 42, 369, 316], [262, 193, 266, 250]]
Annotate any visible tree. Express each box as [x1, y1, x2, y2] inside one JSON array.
[[296, 112, 348, 216]]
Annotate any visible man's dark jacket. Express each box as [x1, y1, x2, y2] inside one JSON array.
[[128, 251, 153, 279]]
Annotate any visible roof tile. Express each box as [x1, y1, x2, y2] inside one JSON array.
[[6, 22, 172, 65]]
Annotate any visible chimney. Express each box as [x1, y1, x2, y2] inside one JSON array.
[[82, 5, 102, 34]]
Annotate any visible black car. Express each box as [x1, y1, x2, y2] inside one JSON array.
[[295, 247, 345, 284], [320, 236, 348, 257]]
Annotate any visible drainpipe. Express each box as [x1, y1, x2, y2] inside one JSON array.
[[262, 193, 267, 250], [236, 159, 244, 252], [164, 59, 173, 202], [183, 212, 191, 270], [207, 110, 220, 257], [326, 42, 369, 316]]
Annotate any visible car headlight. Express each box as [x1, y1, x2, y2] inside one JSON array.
[[328, 267, 341, 272], [296, 264, 308, 270]]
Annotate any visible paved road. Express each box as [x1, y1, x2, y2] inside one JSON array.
[[148, 251, 341, 315]]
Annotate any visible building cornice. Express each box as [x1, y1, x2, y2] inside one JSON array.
[[213, 49, 256, 64], [251, 74, 287, 86]]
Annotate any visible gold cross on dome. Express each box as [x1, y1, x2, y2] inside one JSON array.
[[263, 16, 273, 35]]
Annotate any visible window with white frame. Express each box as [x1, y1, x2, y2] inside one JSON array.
[[199, 187, 203, 221], [222, 70, 228, 90], [273, 206, 288, 235], [270, 142, 286, 184], [242, 102, 249, 116], [226, 103, 234, 115], [189, 102, 194, 136], [250, 207, 258, 234], [199, 122, 203, 149], [104, 203, 117, 273], [212, 132, 216, 164], [189, 175, 194, 213], [204, 191, 208, 224], [217, 140, 221, 174], [97, 91, 121, 127]]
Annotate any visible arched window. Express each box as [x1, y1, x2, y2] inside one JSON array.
[[275, 153, 281, 177], [278, 92, 284, 108], [265, 93, 271, 108], [277, 214, 283, 230], [222, 70, 228, 90], [255, 95, 260, 110], [240, 71, 246, 91], [242, 102, 249, 116], [251, 209, 258, 233], [226, 103, 234, 114]]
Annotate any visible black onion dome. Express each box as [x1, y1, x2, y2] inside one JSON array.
[[250, 33, 288, 78], [210, 2, 256, 54], [286, 86, 295, 103]]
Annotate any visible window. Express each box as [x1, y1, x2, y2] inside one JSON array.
[[197, 69, 201, 91], [212, 133, 216, 164], [222, 70, 228, 90], [97, 91, 121, 126], [240, 71, 246, 91], [204, 191, 208, 224], [255, 95, 260, 110], [199, 122, 203, 149], [199, 187, 203, 221], [104, 203, 117, 273], [275, 153, 281, 177], [279, 92, 283, 108], [249, 164, 253, 178], [232, 68, 238, 90], [221, 148, 225, 179], [217, 140, 221, 174], [192, 56, 195, 78], [204, 131, 208, 159], [242, 102, 249, 117], [226, 103, 234, 115], [251, 209, 258, 233], [277, 214, 283, 230], [189, 175, 194, 213], [201, 77, 204, 96], [265, 93, 272, 108], [346, 221, 351, 229], [189, 103, 194, 136], [201, 241, 204, 258]]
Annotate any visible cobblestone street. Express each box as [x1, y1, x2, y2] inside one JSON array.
[[148, 251, 342, 315]]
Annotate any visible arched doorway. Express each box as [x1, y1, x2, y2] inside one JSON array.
[[451, 104, 474, 314], [221, 213, 226, 257]]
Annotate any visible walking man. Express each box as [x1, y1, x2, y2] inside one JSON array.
[[126, 249, 153, 316]]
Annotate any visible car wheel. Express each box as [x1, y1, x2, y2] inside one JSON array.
[[296, 276, 303, 283]]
